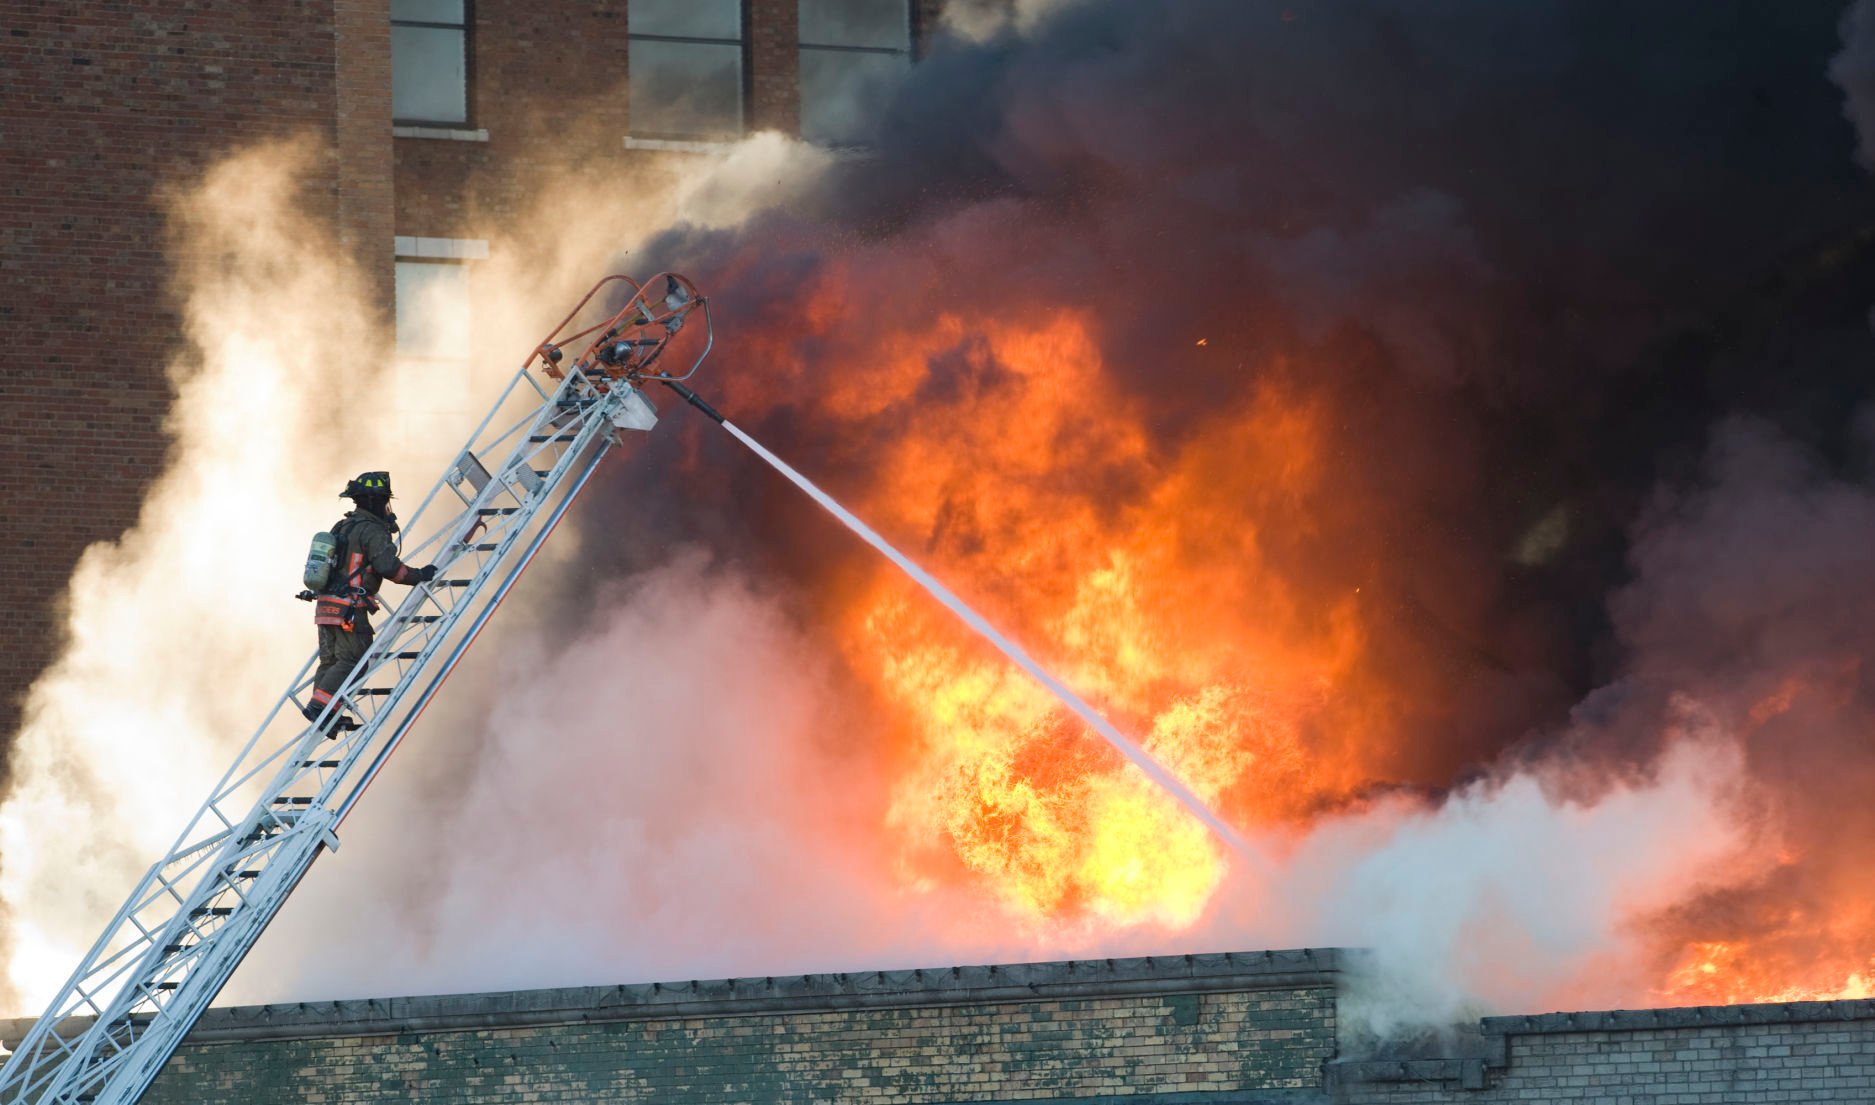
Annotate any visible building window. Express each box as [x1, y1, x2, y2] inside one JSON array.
[[392, 0, 470, 126], [628, 0, 745, 140], [799, 0, 912, 144], [394, 245, 483, 441], [394, 259, 473, 359]]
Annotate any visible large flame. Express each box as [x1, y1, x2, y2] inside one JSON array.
[[810, 311, 1383, 926], [1661, 940, 1875, 1006], [1643, 675, 1875, 1006]]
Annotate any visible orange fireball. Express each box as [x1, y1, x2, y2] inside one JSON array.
[[812, 311, 1389, 924]]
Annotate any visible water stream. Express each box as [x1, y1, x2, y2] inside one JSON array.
[[722, 420, 1255, 861]]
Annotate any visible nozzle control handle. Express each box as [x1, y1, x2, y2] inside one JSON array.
[[662, 379, 725, 424]]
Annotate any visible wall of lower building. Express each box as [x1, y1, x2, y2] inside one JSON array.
[[1331, 1001, 1875, 1104], [127, 951, 1341, 1105], [12, 950, 1874, 1105], [143, 991, 1333, 1105]]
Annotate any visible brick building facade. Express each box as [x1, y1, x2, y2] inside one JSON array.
[[0, 1, 389, 758], [4, 949, 1869, 1103], [0, 0, 943, 762]]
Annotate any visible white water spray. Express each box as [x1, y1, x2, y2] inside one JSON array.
[[719, 418, 1257, 862]]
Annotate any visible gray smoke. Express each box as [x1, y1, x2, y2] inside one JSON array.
[[1832, 0, 1875, 170]]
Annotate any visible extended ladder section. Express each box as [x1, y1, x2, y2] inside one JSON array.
[[0, 274, 712, 1105]]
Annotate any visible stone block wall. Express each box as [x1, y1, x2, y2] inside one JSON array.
[[88, 951, 1342, 1105], [1331, 999, 1875, 1104]]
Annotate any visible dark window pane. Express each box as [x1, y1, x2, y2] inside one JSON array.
[[391, 0, 464, 25], [395, 262, 472, 358], [800, 48, 909, 143], [800, 0, 909, 49], [392, 25, 467, 123], [630, 0, 740, 39], [629, 39, 742, 138]]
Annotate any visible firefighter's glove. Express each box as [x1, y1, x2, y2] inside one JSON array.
[[415, 564, 439, 583]]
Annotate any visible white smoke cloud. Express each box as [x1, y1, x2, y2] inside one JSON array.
[[1278, 721, 1759, 1039], [0, 138, 408, 1011], [0, 129, 838, 1017]]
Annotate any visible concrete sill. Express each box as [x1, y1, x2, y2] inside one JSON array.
[[393, 126, 490, 142], [395, 236, 489, 260], [623, 135, 739, 154]]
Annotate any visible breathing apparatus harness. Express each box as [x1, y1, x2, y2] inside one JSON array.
[[297, 473, 398, 630]]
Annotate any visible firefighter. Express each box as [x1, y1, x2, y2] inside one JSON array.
[[304, 471, 437, 733]]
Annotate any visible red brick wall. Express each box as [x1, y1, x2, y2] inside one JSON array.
[[394, 0, 947, 241], [747, 0, 800, 133], [0, 2, 389, 768], [336, 0, 396, 313], [392, 0, 631, 237]]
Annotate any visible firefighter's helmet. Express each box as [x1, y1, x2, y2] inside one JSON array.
[[342, 471, 393, 499]]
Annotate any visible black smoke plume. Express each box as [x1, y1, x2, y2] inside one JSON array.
[[579, 0, 1874, 770]]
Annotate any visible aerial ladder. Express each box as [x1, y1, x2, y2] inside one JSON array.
[[0, 273, 713, 1105]]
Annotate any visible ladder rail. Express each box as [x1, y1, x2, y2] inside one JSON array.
[[51, 808, 340, 1103], [394, 364, 551, 551]]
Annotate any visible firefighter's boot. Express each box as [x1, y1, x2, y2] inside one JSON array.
[[301, 700, 360, 738]]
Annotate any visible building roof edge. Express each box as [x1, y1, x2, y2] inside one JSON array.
[[1, 947, 1346, 1047]]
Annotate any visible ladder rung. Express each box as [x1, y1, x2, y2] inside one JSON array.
[[393, 652, 424, 660], [299, 759, 341, 767], [528, 434, 570, 443], [272, 797, 314, 806], [408, 615, 442, 623], [354, 687, 392, 695], [434, 579, 470, 587], [234, 869, 261, 879], [188, 907, 234, 918], [477, 507, 517, 515], [470, 543, 498, 551], [162, 943, 191, 954], [156, 982, 178, 991]]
